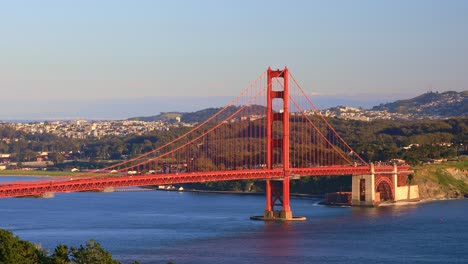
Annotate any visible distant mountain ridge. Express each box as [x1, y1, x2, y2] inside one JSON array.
[[129, 91, 467, 123], [128, 105, 267, 123], [372, 91, 467, 117]]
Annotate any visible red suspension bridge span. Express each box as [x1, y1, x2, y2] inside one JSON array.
[[0, 67, 411, 221]]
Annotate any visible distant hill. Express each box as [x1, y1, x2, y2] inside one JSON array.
[[372, 91, 467, 117], [129, 105, 267, 123], [130, 112, 183, 122], [129, 91, 467, 123]]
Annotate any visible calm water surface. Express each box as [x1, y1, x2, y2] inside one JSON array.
[[0, 176, 467, 263]]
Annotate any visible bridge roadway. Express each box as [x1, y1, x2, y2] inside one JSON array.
[[0, 165, 410, 198]]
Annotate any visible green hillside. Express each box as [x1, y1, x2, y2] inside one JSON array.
[[129, 105, 267, 123], [372, 90, 467, 116]]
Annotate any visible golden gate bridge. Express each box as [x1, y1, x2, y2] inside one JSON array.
[[0, 67, 410, 221]]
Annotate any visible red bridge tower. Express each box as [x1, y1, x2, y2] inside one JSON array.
[[252, 67, 305, 221]]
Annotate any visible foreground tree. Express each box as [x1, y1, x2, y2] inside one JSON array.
[[70, 240, 119, 264], [50, 244, 70, 264], [0, 229, 133, 264], [0, 229, 47, 264]]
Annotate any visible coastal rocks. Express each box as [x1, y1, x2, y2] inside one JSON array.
[[446, 168, 468, 181]]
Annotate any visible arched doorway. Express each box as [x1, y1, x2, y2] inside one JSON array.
[[375, 177, 394, 201]]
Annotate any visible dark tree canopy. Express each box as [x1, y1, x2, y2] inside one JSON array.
[[0, 229, 131, 264]]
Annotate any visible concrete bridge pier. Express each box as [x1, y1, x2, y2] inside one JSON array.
[[352, 163, 419, 206], [41, 192, 55, 199], [103, 187, 115, 193], [351, 163, 375, 206], [392, 163, 398, 199]]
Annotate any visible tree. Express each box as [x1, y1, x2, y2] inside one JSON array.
[[70, 240, 120, 264], [0, 229, 47, 264], [50, 244, 70, 264], [49, 152, 65, 165], [406, 173, 415, 200], [1, 229, 134, 264], [23, 149, 38, 162]]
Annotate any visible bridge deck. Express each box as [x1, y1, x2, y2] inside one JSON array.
[[0, 165, 410, 198]]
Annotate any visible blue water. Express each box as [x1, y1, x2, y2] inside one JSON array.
[[0, 176, 467, 264]]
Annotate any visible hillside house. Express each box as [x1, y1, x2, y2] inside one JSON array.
[[0, 154, 11, 164], [36, 152, 49, 162]]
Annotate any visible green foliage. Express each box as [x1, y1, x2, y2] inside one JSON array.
[[186, 180, 253, 192], [70, 240, 119, 264], [372, 91, 467, 116], [412, 160, 468, 195], [329, 117, 467, 163], [0, 229, 47, 264], [49, 152, 65, 165], [0, 124, 81, 162], [55, 160, 120, 171], [130, 105, 266, 123], [185, 176, 351, 195], [407, 173, 414, 185], [433, 168, 468, 193], [2, 117, 466, 169], [50, 244, 70, 264], [0, 229, 132, 264], [290, 176, 351, 194]]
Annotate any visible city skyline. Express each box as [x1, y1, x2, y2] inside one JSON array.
[[1, 0, 467, 119]]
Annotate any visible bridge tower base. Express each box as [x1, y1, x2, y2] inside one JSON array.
[[250, 178, 306, 221]]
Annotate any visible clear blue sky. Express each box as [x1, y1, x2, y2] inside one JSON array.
[[0, 0, 467, 118]]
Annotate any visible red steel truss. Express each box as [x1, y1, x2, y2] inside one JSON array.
[[0, 165, 410, 198]]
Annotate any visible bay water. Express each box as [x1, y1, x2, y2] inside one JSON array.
[[0, 176, 467, 263]]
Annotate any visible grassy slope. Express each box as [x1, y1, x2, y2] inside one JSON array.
[[413, 159, 468, 198]]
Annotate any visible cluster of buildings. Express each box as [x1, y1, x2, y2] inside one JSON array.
[[0, 152, 51, 167], [3, 120, 195, 139], [412, 92, 465, 114], [321, 106, 447, 121]]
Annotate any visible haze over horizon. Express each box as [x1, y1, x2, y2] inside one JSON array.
[[1, 1, 467, 120], [2, 91, 456, 121]]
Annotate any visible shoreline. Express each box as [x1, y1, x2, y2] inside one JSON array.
[[379, 196, 467, 206], [154, 188, 324, 199]]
